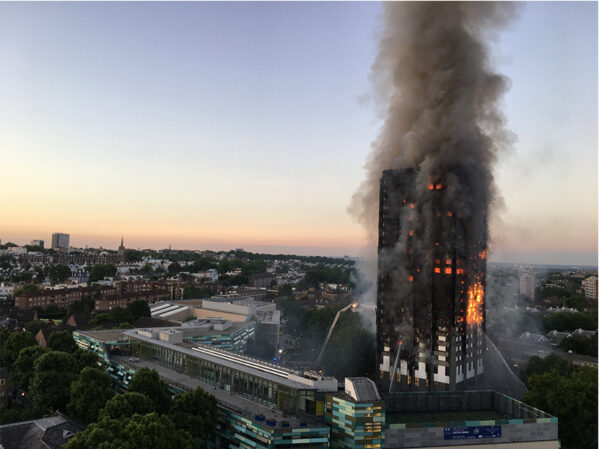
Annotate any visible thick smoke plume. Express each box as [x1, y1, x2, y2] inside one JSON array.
[[350, 2, 517, 309]]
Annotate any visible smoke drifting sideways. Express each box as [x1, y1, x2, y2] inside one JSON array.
[[349, 2, 518, 330]]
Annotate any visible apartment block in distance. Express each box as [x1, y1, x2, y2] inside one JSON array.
[[582, 275, 597, 301], [14, 287, 85, 310], [51, 232, 70, 249]]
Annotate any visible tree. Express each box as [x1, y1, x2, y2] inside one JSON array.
[[182, 286, 212, 300], [524, 367, 597, 449], [559, 334, 598, 357], [72, 348, 100, 372], [110, 307, 134, 324], [89, 313, 114, 328], [169, 387, 218, 440], [30, 351, 79, 412], [129, 368, 172, 414], [128, 300, 151, 320], [519, 353, 573, 386], [241, 261, 266, 276], [9, 346, 44, 391], [140, 263, 154, 274], [24, 320, 47, 335], [99, 392, 155, 420], [47, 330, 78, 353], [168, 262, 182, 274], [68, 367, 115, 423], [88, 263, 117, 283], [564, 295, 588, 311], [48, 264, 72, 284], [17, 283, 40, 294], [217, 260, 232, 275], [63, 413, 199, 449], [1, 331, 37, 367]]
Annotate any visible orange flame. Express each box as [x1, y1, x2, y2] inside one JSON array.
[[466, 282, 484, 325]]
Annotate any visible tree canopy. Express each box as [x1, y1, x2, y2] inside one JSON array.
[[168, 387, 218, 440], [99, 392, 155, 420], [524, 366, 597, 449], [1, 331, 37, 367], [128, 368, 172, 414], [47, 330, 78, 353], [9, 346, 44, 391], [88, 264, 117, 283], [63, 413, 199, 449], [68, 367, 115, 423], [30, 350, 79, 412], [48, 264, 71, 284]]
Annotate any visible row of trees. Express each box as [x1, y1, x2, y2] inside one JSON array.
[[297, 265, 352, 290], [520, 353, 597, 449], [89, 301, 151, 329], [65, 367, 217, 448], [1, 325, 218, 448]]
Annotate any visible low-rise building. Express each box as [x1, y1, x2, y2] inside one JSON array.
[[94, 289, 170, 311], [14, 287, 86, 310]]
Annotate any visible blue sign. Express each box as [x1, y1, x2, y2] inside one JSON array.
[[444, 426, 501, 440]]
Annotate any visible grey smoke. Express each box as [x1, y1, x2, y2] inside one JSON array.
[[350, 2, 517, 243]]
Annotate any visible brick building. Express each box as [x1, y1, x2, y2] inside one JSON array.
[[95, 289, 170, 311], [14, 287, 86, 310]]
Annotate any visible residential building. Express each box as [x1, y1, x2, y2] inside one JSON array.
[[51, 233, 70, 249], [0, 412, 84, 448], [582, 275, 597, 300], [94, 289, 170, 311], [14, 287, 86, 310], [519, 272, 536, 300], [376, 169, 487, 392], [249, 272, 276, 288], [30, 240, 44, 248]]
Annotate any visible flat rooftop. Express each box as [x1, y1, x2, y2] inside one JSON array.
[[75, 329, 128, 343], [123, 328, 336, 391], [386, 409, 506, 425], [112, 354, 325, 429]]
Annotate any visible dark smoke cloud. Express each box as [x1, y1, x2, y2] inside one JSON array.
[[350, 2, 517, 243]]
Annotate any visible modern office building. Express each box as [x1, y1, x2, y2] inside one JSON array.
[[376, 169, 487, 392], [519, 273, 536, 301], [72, 327, 558, 449], [326, 378, 385, 449], [73, 328, 337, 449], [51, 232, 70, 249]]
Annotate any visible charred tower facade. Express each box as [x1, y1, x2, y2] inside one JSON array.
[[376, 169, 487, 392]]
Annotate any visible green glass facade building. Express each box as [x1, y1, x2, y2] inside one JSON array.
[[326, 378, 385, 449]]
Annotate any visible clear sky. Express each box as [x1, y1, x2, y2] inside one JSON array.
[[0, 2, 596, 265]]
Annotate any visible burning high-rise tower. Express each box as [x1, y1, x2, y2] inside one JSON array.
[[376, 168, 487, 392], [347, 3, 514, 392]]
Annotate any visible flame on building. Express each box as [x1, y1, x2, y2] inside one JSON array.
[[466, 281, 484, 325]]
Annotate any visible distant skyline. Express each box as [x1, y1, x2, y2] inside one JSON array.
[[1, 2, 596, 265]]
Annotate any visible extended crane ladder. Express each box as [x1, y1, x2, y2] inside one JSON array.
[[315, 303, 353, 367]]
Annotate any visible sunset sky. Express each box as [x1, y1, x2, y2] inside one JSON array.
[[0, 2, 596, 265]]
